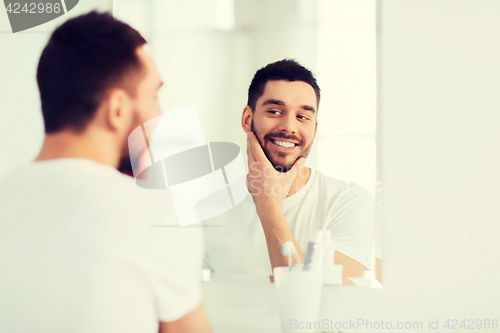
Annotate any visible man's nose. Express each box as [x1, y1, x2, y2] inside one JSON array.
[[278, 114, 297, 134]]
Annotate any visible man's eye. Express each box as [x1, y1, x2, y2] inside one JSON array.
[[297, 115, 309, 120], [267, 110, 281, 115]]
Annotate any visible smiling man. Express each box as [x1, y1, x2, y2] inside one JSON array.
[[203, 59, 374, 285], [247, 79, 317, 173]]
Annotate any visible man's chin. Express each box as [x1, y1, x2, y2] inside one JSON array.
[[274, 165, 293, 173], [262, 142, 309, 173], [269, 158, 295, 173]]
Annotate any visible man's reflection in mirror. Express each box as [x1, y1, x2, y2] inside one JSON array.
[[203, 60, 379, 286]]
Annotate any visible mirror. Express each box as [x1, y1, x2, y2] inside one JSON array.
[[115, 0, 381, 287]]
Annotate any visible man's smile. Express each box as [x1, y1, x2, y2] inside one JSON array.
[[269, 138, 298, 152]]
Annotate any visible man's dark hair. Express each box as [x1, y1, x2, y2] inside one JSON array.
[[247, 59, 321, 112], [37, 11, 147, 133]]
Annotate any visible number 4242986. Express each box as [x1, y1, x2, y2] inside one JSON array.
[[6, 3, 62, 14], [444, 319, 498, 330]]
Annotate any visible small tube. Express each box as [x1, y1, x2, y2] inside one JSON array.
[[303, 230, 325, 271]]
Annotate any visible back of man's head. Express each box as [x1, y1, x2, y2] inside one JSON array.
[[37, 11, 146, 134], [247, 59, 321, 111]]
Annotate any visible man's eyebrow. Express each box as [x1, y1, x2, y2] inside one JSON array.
[[261, 99, 286, 107], [261, 99, 316, 112], [301, 105, 316, 113]]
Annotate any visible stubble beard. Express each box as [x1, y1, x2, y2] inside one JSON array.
[[118, 109, 142, 176], [250, 119, 313, 173]]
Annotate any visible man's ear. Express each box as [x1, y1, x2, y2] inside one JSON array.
[[103, 88, 132, 132], [241, 105, 253, 133], [313, 119, 318, 139]]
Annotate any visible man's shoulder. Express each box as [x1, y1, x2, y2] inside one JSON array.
[[0, 158, 141, 203], [0, 158, 180, 229]]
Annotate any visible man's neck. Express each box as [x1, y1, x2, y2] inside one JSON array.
[[286, 166, 312, 197], [35, 129, 120, 168]]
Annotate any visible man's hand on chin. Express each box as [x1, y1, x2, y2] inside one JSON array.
[[246, 132, 306, 270], [246, 132, 305, 219]]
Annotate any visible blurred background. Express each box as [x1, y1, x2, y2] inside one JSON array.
[[2, 0, 500, 327], [0, 0, 377, 196]]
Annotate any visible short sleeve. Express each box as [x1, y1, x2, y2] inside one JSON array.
[[327, 185, 375, 269], [109, 185, 205, 323], [143, 227, 203, 322]]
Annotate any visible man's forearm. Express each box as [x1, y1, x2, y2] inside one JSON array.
[[258, 208, 305, 271], [245, 132, 308, 273], [159, 302, 211, 333]]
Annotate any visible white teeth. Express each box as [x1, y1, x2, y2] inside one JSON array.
[[274, 140, 295, 148]]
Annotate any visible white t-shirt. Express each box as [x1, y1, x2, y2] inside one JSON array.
[[203, 168, 374, 277], [0, 158, 203, 333]]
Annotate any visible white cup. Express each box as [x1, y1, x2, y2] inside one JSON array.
[[273, 266, 323, 333]]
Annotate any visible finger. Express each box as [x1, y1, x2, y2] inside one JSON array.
[[248, 132, 272, 167], [288, 157, 306, 178], [246, 133, 256, 166]]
